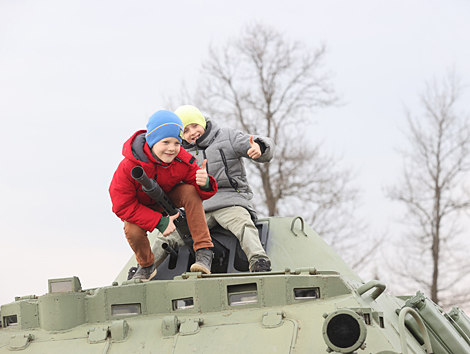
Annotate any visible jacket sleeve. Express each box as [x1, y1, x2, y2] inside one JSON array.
[[109, 159, 163, 232], [182, 161, 218, 201], [230, 129, 275, 163]]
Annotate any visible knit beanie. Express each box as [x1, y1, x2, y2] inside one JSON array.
[[145, 110, 183, 148], [174, 105, 207, 129]]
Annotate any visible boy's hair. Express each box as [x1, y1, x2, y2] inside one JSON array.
[[146, 110, 183, 148], [174, 105, 207, 130]]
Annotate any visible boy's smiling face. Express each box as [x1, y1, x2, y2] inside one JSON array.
[[151, 137, 181, 163], [183, 123, 205, 144]]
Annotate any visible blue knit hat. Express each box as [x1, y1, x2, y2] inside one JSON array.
[[145, 110, 183, 148]]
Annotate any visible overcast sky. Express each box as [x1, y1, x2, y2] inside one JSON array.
[[1, 0, 469, 306]]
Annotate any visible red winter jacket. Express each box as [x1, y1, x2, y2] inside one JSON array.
[[109, 130, 217, 231]]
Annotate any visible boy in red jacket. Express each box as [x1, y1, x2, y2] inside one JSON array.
[[109, 110, 217, 281]]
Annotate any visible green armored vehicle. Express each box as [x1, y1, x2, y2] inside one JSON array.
[[2, 215, 470, 353]]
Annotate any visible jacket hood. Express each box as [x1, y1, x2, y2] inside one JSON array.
[[122, 130, 151, 163]]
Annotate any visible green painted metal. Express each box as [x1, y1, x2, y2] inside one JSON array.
[[398, 307, 433, 354], [401, 291, 470, 354], [1, 216, 469, 353], [449, 307, 470, 341]]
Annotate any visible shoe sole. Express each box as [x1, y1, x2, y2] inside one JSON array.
[[190, 263, 211, 274], [133, 269, 157, 282]]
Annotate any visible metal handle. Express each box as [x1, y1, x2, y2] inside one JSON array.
[[357, 280, 386, 300], [399, 307, 433, 354], [290, 216, 306, 237]]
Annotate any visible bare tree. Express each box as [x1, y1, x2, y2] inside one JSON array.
[[388, 71, 470, 306], [184, 22, 374, 266]]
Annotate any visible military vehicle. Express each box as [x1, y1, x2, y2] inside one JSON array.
[[2, 170, 470, 353]]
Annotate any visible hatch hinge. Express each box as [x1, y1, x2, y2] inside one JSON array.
[[162, 315, 181, 337], [110, 320, 129, 342]]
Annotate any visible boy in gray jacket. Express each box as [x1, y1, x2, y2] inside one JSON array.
[[174, 105, 274, 272]]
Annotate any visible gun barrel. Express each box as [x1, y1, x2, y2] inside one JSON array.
[[162, 242, 178, 259], [131, 166, 177, 216], [130, 166, 154, 190]]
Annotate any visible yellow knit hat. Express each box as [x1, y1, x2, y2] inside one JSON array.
[[174, 105, 207, 130]]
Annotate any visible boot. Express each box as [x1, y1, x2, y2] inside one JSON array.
[[190, 248, 213, 274], [132, 262, 157, 281], [250, 258, 271, 272], [131, 244, 171, 281]]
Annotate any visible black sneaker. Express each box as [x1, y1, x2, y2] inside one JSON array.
[[132, 263, 157, 281], [127, 266, 138, 280], [251, 258, 272, 272], [190, 248, 213, 274]]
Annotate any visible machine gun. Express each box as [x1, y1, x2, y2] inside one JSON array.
[[130, 166, 194, 254]]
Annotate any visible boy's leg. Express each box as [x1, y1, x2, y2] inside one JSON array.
[[205, 210, 218, 228], [212, 206, 270, 270], [123, 221, 155, 267], [168, 183, 213, 274], [168, 184, 213, 251]]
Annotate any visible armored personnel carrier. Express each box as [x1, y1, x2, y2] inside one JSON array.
[[2, 214, 470, 353]]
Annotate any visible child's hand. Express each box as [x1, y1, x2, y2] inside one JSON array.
[[247, 136, 261, 159], [163, 212, 179, 236], [196, 159, 208, 186]]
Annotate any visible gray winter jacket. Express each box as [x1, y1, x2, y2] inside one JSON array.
[[182, 118, 275, 221]]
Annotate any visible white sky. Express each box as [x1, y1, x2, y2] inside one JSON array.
[[1, 0, 469, 306]]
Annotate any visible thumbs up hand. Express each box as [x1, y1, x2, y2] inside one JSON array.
[[196, 159, 208, 186], [247, 136, 262, 159]]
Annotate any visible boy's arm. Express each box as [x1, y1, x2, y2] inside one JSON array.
[[109, 160, 163, 232], [230, 129, 275, 163]]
